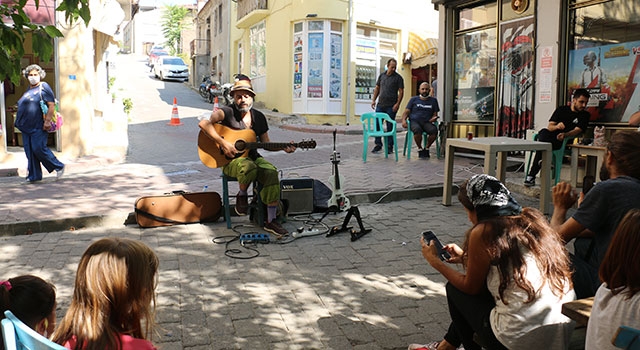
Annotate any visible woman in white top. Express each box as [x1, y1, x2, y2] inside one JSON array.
[[586, 209, 640, 350], [419, 174, 575, 350]]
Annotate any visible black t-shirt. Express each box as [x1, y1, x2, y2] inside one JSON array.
[[220, 104, 269, 159], [549, 105, 590, 133]]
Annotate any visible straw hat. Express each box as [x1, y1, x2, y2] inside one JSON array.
[[230, 74, 255, 96]]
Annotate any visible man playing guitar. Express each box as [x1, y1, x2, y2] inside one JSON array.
[[198, 74, 296, 236]]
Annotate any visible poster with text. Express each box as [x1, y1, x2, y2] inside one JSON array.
[[568, 41, 640, 123], [293, 34, 303, 99], [329, 33, 342, 99], [307, 33, 324, 98], [454, 87, 495, 121], [497, 17, 535, 138]]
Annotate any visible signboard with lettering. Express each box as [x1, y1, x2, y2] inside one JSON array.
[[568, 40, 640, 123]]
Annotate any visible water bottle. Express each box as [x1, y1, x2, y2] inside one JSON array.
[[202, 185, 208, 192]]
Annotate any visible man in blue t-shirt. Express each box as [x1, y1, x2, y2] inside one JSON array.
[[401, 82, 440, 158], [524, 88, 591, 187]]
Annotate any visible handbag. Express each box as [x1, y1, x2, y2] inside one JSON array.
[[39, 85, 63, 133]]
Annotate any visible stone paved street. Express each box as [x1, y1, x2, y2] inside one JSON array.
[[0, 193, 539, 349]]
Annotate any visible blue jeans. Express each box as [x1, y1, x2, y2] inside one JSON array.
[[374, 105, 396, 148], [22, 129, 64, 182]]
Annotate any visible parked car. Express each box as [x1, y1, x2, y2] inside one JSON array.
[[148, 49, 169, 68], [153, 56, 189, 81]]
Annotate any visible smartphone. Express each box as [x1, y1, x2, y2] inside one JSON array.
[[422, 231, 451, 261], [582, 175, 595, 195]]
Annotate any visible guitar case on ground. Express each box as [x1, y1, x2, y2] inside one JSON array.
[[134, 191, 222, 228]]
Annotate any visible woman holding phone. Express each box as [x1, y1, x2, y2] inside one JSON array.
[[414, 174, 575, 350]]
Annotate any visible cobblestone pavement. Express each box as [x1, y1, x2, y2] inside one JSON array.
[[0, 193, 539, 350]]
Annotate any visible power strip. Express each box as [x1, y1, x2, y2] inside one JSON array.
[[292, 228, 325, 238], [239, 233, 270, 244]]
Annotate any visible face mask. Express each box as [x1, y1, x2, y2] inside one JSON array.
[[28, 75, 40, 85]]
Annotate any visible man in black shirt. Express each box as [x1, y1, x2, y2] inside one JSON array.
[[199, 75, 295, 236], [524, 89, 591, 187]]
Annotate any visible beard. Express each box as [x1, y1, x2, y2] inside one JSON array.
[[235, 100, 253, 113], [599, 164, 610, 181], [420, 93, 429, 98]]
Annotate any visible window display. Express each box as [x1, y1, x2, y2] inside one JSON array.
[[568, 0, 640, 123], [453, 28, 497, 121], [355, 65, 376, 100]]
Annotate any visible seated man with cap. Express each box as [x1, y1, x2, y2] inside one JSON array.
[[198, 74, 296, 236]]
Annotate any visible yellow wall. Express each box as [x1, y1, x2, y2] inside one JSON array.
[[58, 21, 95, 158], [230, 0, 431, 125]]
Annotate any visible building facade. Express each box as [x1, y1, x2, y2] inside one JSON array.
[[432, 0, 640, 139], [191, 0, 439, 125], [1, 0, 130, 161]]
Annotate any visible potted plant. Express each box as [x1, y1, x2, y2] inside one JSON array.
[[123, 97, 133, 120]]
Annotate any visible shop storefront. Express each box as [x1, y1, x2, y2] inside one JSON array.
[[352, 26, 401, 116], [567, 0, 640, 125], [291, 20, 344, 115], [433, 0, 640, 140]]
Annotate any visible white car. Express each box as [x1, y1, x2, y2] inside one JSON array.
[[153, 56, 188, 81]]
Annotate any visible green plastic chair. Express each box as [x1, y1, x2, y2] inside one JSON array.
[[525, 133, 575, 185], [2, 310, 66, 350], [360, 112, 398, 162], [402, 119, 441, 159]]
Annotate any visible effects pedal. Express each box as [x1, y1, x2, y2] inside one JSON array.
[[239, 233, 270, 244]]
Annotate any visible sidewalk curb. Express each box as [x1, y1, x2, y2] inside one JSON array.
[[0, 184, 453, 237], [0, 213, 130, 237]]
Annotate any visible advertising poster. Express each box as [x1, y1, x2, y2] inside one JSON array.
[[497, 17, 535, 138], [568, 41, 640, 123], [453, 28, 497, 121], [293, 34, 303, 99], [329, 33, 342, 99], [308, 33, 323, 98], [453, 87, 495, 121]]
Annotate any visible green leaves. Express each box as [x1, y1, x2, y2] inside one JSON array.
[[1, 0, 90, 84], [161, 5, 192, 56]]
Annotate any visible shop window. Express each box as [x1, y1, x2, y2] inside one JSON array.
[[291, 20, 344, 113], [453, 27, 498, 121], [568, 0, 640, 124], [457, 2, 497, 30], [250, 21, 266, 78], [353, 26, 399, 102]]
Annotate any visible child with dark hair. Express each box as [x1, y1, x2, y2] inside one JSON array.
[[585, 209, 640, 350], [0, 275, 57, 349], [415, 174, 575, 350]]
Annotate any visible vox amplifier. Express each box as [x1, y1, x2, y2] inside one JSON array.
[[280, 178, 314, 215]]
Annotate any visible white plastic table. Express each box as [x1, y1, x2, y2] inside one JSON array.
[[442, 137, 553, 214], [568, 144, 606, 187]]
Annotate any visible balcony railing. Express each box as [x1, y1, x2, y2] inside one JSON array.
[[190, 39, 210, 57], [236, 0, 268, 21]]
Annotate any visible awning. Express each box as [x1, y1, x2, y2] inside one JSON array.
[[408, 32, 438, 68], [1, 0, 55, 25]]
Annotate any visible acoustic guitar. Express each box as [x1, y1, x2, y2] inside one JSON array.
[[197, 123, 316, 168]]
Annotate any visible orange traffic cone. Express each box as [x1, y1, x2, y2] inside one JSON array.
[[213, 96, 219, 112], [167, 97, 183, 126]]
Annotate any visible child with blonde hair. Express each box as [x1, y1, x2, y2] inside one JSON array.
[[52, 237, 159, 350]]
